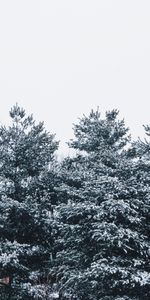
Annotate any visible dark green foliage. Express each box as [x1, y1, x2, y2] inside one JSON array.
[[69, 109, 130, 153], [0, 104, 59, 299], [54, 109, 150, 300], [0, 106, 150, 300]]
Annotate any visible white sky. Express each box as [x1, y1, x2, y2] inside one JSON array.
[[0, 0, 150, 154]]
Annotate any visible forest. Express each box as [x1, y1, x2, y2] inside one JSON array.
[[0, 104, 149, 300]]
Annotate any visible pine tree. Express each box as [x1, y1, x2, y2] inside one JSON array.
[[54, 109, 150, 300], [0, 104, 59, 299]]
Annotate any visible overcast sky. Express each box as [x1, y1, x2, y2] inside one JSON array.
[[0, 0, 150, 154]]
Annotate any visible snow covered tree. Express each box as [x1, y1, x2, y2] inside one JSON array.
[[0, 104, 59, 299], [54, 109, 150, 299]]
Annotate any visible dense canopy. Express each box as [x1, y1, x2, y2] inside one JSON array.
[[0, 105, 149, 300]]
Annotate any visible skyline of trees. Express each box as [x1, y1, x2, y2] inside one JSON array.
[[0, 104, 149, 300]]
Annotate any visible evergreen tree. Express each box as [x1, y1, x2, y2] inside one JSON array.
[[0, 104, 59, 299], [54, 109, 150, 300]]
